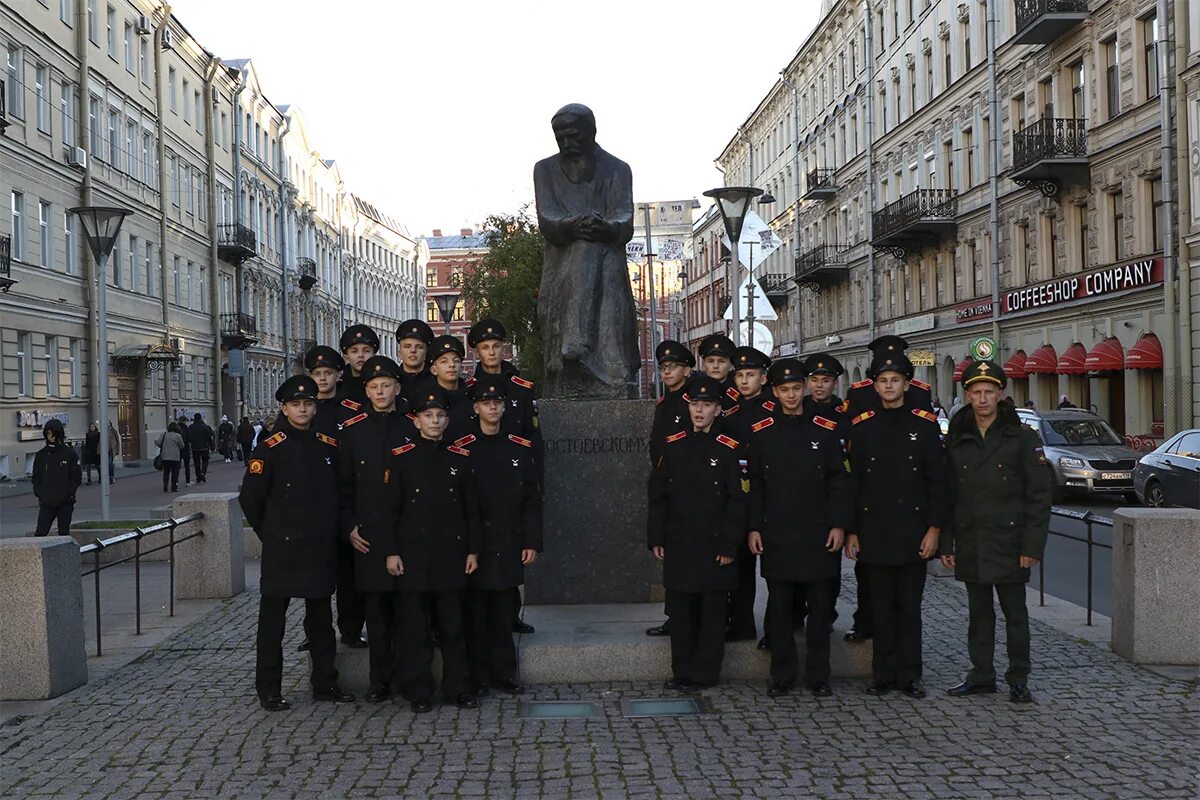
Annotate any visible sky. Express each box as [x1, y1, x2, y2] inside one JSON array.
[[172, 0, 820, 237]]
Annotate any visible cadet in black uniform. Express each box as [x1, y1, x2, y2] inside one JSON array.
[[338, 324, 381, 406], [467, 317, 544, 636], [747, 358, 854, 697], [458, 378, 543, 696], [395, 319, 434, 396], [392, 386, 482, 713], [339, 356, 414, 703], [697, 333, 741, 412], [425, 335, 475, 443], [239, 375, 355, 711], [845, 351, 947, 698], [845, 335, 933, 416], [645, 340, 696, 638], [722, 346, 773, 643], [648, 375, 745, 691]]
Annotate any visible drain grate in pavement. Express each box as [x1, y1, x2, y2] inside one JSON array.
[[620, 697, 707, 718], [518, 701, 605, 720]]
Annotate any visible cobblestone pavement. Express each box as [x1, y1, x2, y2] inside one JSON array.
[[1, 577, 1196, 800]]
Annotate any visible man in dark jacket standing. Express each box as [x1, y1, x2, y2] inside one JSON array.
[[845, 351, 946, 699], [238, 375, 354, 711], [747, 359, 854, 697], [187, 413, 214, 483], [648, 375, 744, 692], [941, 360, 1050, 704], [32, 418, 82, 536]]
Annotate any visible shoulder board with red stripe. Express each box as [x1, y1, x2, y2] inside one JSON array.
[[812, 416, 838, 431], [511, 375, 534, 390], [405, 412, 417, 421], [342, 412, 368, 428], [508, 434, 532, 448], [448, 445, 471, 456], [265, 432, 287, 448], [725, 386, 740, 401], [465, 376, 477, 387], [716, 434, 739, 449], [763, 400, 776, 412], [453, 434, 476, 448], [681, 392, 691, 403], [913, 408, 939, 423], [316, 432, 338, 447], [910, 378, 930, 391], [835, 399, 849, 414], [340, 398, 361, 411], [852, 410, 876, 426], [851, 379, 873, 389], [391, 443, 415, 456], [665, 431, 688, 443], [724, 403, 740, 416], [750, 417, 775, 433]]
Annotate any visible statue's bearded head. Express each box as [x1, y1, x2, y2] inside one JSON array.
[[551, 103, 597, 158]]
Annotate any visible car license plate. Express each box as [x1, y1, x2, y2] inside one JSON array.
[[1101, 472, 1131, 481]]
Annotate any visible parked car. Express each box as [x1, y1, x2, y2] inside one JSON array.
[[1015, 408, 1141, 503], [1133, 429, 1200, 509]]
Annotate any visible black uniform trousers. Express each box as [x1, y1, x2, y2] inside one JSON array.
[[35, 502, 74, 536], [965, 581, 1031, 687], [666, 589, 728, 686], [334, 545, 365, 641], [192, 449, 210, 482], [400, 589, 470, 701], [363, 591, 401, 690], [851, 561, 873, 634], [255, 595, 338, 700], [465, 587, 519, 686], [726, 542, 757, 638], [866, 561, 926, 685], [766, 578, 834, 687]]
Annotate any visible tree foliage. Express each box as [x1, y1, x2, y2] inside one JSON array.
[[460, 207, 545, 384]]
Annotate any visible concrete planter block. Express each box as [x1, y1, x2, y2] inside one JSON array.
[[171, 493, 245, 600], [0, 537, 87, 700], [1111, 508, 1200, 665]]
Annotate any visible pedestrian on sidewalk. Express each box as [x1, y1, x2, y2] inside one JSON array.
[[218, 416, 235, 463], [941, 360, 1051, 704], [187, 413, 214, 483], [106, 421, 119, 483], [155, 422, 185, 493], [177, 417, 193, 485], [32, 418, 82, 536], [237, 416, 254, 462], [240, 374, 354, 712], [82, 422, 101, 485]]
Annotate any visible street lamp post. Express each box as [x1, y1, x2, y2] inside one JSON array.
[[433, 293, 460, 336], [70, 205, 133, 521], [641, 203, 660, 398], [703, 186, 762, 346]]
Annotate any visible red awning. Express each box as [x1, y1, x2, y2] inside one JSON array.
[[1025, 344, 1059, 374], [1126, 333, 1163, 370], [1057, 342, 1088, 375], [1003, 350, 1028, 379], [1085, 338, 1125, 372], [952, 357, 973, 383]]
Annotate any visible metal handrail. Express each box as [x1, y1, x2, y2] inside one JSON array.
[[79, 512, 205, 656], [1037, 506, 1112, 627], [872, 188, 958, 240], [1012, 117, 1088, 172]]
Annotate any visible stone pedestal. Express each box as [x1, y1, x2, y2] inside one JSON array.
[[524, 399, 657, 604], [1111, 508, 1200, 665], [172, 493, 245, 600], [0, 537, 87, 700]]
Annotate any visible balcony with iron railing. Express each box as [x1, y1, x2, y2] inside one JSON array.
[[220, 312, 258, 350], [794, 243, 853, 288], [217, 223, 257, 265], [759, 273, 793, 305], [1014, 0, 1089, 45], [871, 189, 958, 259], [802, 168, 838, 201], [1011, 117, 1089, 195], [296, 257, 317, 290], [0, 234, 14, 292]]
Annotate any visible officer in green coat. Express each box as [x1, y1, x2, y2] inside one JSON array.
[[940, 359, 1050, 704]]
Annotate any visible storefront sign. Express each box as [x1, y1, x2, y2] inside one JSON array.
[[16, 410, 70, 428], [894, 313, 935, 335], [908, 348, 936, 367], [956, 258, 1163, 323]]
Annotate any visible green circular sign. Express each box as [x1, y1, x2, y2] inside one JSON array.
[[969, 336, 997, 361]]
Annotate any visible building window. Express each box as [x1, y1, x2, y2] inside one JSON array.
[[142, 131, 152, 183], [125, 120, 136, 175], [61, 0, 74, 26], [60, 80, 75, 146], [169, 154, 179, 206], [184, 166, 193, 214], [35, 64, 50, 133], [426, 301, 437, 322], [87, 0, 98, 42], [88, 96, 100, 154], [107, 109, 119, 166], [1149, 177, 1163, 250], [1104, 37, 1120, 120], [168, 67, 177, 112], [186, 260, 194, 308], [909, 65, 917, 114], [139, 38, 149, 84], [39, 201, 51, 268], [1069, 61, 1085, 119], [943, 39, 951, 89], [45, 337, 59, 397], [64, 210, 75, 274], [111, 233, 120, 286], [123, 22, 134, 72], [145, 241, 155, 296], [182, 79, 190, 124], [69, 338, 81, 396], [197, 176, 206, 222], [128, 234, 137, 290], [962, 18, 971, 71], [1076, 202, 1089, 271], [193, 91, 201, 130], [1143, 13, 1159, 98], [17, 333, 32, 396], [172, 255, 180, 303], [6, 47, 23, 119], [10, 191, 24, 261], [1109, 190, 1124, 261], [106, 6, 117, 59]]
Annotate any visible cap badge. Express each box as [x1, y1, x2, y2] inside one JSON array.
[[978, 363, 990, 373], [817, 362, 824, 368]]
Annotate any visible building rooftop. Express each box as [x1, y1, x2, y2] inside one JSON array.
[[422, 229, 490, 250]]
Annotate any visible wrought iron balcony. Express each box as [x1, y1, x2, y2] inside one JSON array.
[[759, 273, 792, 302], [0, 234, 14, 292], [296, 257, 317, 290], [803, 168, 838, 201], [871, 189, 958, 259], [1011, 117, 1089, 196], [220, 312, 258, 349], [794, 244, 853, 288], [1014, 0, 1088, 45], [217, 223, 257, 265]]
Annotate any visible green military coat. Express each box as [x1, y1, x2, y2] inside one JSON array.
[[941, 402, 1051, 584]]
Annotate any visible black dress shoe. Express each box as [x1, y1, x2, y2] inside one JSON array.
[[1009, 684, 1035, 704], [512, 619, 536, 635], [662, 677, 686, 691], [810, 682, 833, 697], [455, 692, 479, 709], [865, 681, 892, 696], [297, 640, 310, 652], [410, 697, 434, 714], [497, 680, 525, 696], [313, 687, 355, 703], [946, 680, 998, 697], [364, 686, 390, 703], [340, 636, 368, 649], [902, 680, 927, 699], [259, 695, 291, 712], [757, 635, 771, 651], [646, 622, 670, 637], [844, 629, 872, 642], [766, 682, 791, 698]]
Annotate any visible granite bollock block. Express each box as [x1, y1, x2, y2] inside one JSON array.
[[171, 493, 245, 600], [524, 399, 658, 604]]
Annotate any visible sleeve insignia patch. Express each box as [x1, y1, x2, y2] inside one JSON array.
[[716, 434, 739, 449], [316, 432, 338, 447], [912, 409, 939, 423], [265, 432, 287, 448], [852, 410, 876, 426], [453, 434, 476, 447], [725, 387, 740, 401], [665, 431, 688, 443], [340, 398, 361, 411], [750, 417, 775, 433], [248, 459, 264, 474], [763, 400, 776, 412], [342, 413, 368, 428], [511, 375, 534, 390], [448, 445, 471, 456], [910, 378, 931, 391], [813, 416, 838, 431], [851, 379, 873, 389], [392, 443, 415, 456], [724, 403, 740, 417], [508, 434, 533, 448]]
